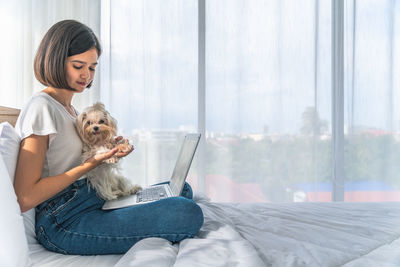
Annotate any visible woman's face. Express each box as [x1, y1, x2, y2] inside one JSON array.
[[66, 48, 98, 92]]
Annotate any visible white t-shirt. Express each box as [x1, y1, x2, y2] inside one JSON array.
[[15, 92, 83, 179]]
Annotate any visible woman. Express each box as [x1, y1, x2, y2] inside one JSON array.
[[14, 20, 204, 255]]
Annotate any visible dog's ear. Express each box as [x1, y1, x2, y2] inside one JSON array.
[[76, 112, 87, 138], [104, 111, 118, 137]]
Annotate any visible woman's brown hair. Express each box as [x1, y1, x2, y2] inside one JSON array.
[[34, 20, 102, 90]]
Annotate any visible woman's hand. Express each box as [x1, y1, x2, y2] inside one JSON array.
[[83, 148, 117, 166], [95, 147, 119, 161], [86, 137, 134, 165]]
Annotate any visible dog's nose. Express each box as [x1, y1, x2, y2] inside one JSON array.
[[93, 126, 99, 131]]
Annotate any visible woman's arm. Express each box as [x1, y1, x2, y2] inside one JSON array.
[[13, 134, 126, 212]]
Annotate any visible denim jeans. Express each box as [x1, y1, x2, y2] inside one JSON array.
[[35, 179, 204, 255]]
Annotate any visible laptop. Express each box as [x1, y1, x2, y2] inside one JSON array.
[[102, 133, 201, 210]]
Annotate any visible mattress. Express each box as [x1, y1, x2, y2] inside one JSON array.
[[29, 195, 400, 266]]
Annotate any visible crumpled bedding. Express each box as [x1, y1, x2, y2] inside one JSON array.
[[205, 200, 400, 267], [29, 195, 400, 267]]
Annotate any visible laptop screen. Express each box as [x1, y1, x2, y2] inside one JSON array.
[[169, 134, 201, 196]]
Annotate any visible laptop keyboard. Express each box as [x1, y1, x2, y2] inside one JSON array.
[[136, 186, 168, 203]]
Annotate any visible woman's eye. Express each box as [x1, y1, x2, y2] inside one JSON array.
[[73, 65, 83, 70], [99, 120, 104, 124], [89, 67, 96, 71]]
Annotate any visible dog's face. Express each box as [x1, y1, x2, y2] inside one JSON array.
[[76, 102, 117, 146]]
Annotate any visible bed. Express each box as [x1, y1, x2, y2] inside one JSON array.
[[1, 106, 400, 267]]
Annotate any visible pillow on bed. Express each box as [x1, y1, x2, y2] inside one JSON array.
[[0, 154, 29, 267], [0, 122, 20, 179], [0, 122, 37, 245]]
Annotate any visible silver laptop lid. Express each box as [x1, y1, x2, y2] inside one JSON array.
[[169, 133, 201, 196]]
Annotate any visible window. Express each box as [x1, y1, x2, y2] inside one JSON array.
[[101, 0, 400, 203]]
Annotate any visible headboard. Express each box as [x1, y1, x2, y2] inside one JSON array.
[[0, 106, 20, 127]]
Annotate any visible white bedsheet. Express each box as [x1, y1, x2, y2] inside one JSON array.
[[212, 201, 400, 267], [28, 242, 122, 266], [29, 195, 400, 267]]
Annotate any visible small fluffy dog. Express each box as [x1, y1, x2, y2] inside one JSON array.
[[76, 102, 141, 200]]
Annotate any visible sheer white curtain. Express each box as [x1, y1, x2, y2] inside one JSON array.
[[1, 0, 399, 203], [104, 0, 333, 202], [0, 0, 101, 111], [344, 0, 400, 201], [101, 0, 199, 187], [104, 0, 400, 203], [205, 0, 332, 202]]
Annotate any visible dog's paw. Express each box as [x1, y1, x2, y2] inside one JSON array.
[[115, 188, 136, 197], [129, 185, 142, 195], [100, 192, 118, 200], [119, 138, 129, 145], [117, 142, 133, 153], [112, 189, 125, 197]]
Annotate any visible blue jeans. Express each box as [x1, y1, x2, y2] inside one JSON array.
[[35, 179, 204, 255]]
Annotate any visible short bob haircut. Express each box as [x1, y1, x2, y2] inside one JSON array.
[[34, 20, 102, 90]]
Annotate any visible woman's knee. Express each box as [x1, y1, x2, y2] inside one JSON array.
[[175, 197, 204, 235]]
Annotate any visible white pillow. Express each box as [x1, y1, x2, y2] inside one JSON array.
[[0, 122, 37, 245], [0, 154, 29, 267], [0, 122, 20, 180]]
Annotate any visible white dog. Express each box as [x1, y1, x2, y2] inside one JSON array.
[[76, 102, 141, 200]]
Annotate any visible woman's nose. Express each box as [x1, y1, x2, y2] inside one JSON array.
[[81, 68, 90, 79]]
